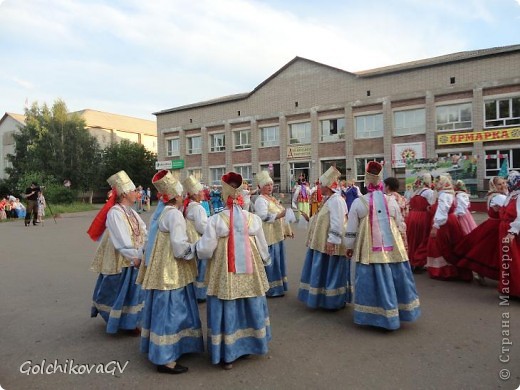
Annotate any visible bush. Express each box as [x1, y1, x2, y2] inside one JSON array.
[[43, 184, 77, 204]]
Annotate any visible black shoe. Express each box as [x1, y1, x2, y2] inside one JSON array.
[[157, 364, 188, 375], [197, 298, 206, 303]]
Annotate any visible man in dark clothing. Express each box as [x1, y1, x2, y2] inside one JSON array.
[[24, 182, 40, 226]]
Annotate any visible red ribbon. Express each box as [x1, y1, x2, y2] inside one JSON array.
[[226, 195, 244, 273], [87, 189, 117, 241], [183, 196, 191, 217], [367, 182, 384, 193]]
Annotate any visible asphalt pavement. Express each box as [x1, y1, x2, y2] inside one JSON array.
[[0, 209, 519, 390]]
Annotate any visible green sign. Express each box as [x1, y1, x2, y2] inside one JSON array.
[[171, 159, 184, 169]]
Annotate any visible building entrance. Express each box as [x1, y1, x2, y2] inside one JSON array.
[[289, 161, 310, 191]]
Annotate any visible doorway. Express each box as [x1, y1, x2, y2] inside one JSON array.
[[289, 161, 310, 191]]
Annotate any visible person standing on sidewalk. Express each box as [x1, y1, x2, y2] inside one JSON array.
[[88, 170, 147, 335], [23, 182, 40, 226]]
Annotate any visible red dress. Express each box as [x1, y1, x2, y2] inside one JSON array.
[[455, 206, 500, 280], [406, 190, 431, 267], [426, 197, 473, 281], [498, 195, 520, 297]]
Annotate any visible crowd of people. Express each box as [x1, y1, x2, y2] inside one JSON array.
[[0, 182, 46, 224], [87, 165, 519, 375]]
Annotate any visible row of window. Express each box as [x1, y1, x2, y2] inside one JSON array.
[[166, 96, 520, 156]]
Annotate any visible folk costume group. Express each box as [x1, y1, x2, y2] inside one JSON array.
[[87, 163, 519, 375]]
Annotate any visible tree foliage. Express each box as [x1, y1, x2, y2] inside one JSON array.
[[6, 100, 101, 192], [99, 139, 157, 190]]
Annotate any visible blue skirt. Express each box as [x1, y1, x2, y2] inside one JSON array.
[[297, 249, 351, 310], [194, 258, 208, 301], [265, 241, 288, 297], [206, 295, 271, 365], [140, 284, 204, 365], [353, 262, 421, 330], [91, 267, 144, 333]]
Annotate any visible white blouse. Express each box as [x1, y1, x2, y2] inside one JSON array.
[[158, 206, 195, 260], [504, 192, 520, 235], [185, 201, 208, 235], [432, 191, 454, 229], [196, 209, 270, 263], [106, 205, 147, 262], [455, 192, 470, 216]]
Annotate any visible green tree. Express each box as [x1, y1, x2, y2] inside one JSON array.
[[6, 100, 102, 196], [99, 139, 157, 190]]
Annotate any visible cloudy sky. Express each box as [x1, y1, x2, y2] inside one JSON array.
[[0, 0, 519, 121]]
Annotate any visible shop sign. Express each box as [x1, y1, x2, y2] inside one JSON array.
[[287, 144, 311, 159], [437, 127, 520, 145]]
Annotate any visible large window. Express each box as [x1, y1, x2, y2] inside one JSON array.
[[394, 108, 426, 136], [321, 159, 347, 182], [355, 156, 384, 189], [260, 163, 281, 190], [234, 129, 251, 150], [355, 114, 383, 139], [436, 103, 472, 131], [320, 118, 345, 142], [210, 133, 225, 152], [485, 96, 520, 128], [234, 165, 252, 183], [186, 136, 201, 155], [289, 122, 311, 144], [485, 148, 520, 177], [166, 138, 179, 157], [210, 167, 226, 185], [260, 126, 279, 147]]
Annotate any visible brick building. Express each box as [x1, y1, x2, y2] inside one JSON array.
[[154, 45, 520, 193]]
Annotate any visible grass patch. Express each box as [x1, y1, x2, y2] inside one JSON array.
[[46, 202, 100, 216]]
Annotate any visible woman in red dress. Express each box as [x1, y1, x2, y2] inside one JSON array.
[[406, 173, 435, 271], [455, 177, 508, 283], [498, 171, 520, 298], [426, 175, 472, 281]]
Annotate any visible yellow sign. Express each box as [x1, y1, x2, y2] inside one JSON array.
[[287, 144, 312, 159], [437, 127, 520, 145]]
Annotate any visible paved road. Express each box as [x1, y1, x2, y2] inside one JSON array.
[[0, 210, 519, 390]]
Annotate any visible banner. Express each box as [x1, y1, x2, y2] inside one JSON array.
[[392, 142, 426, 168], [405, 156, 478, 196], [437, 127, 520, 145], [287, 144, 311, 159]]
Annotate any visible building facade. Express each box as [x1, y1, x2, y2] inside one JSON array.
[[154, 45, 520, 193], [0, 109, 157, 179]]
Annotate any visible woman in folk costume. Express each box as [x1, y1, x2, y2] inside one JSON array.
[[182, 175, 209, 302], [455, 176, 508, 284], [254, 170, 293, 297], [406, 173, 435, 271], [309, 180, 323, 216], [88, 170, 147, 334], [344, 162, 420, 330], [292, 179, 311, 217], [209, 185, 224, 214], [196, 172, 272, 370], [297, 166, 351, 310], [454, 180, 477, 235], [498, 171, 520, 298], [425, 175, 473, 281], [137, 170, 203, 375]]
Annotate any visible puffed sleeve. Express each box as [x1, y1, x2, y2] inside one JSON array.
[[508, 196, 520, 235], [455, 193, 470, 216], [106, 208, 142, 262], [160, 208, 195, 260], [328, 195, 347, 245], [387, 195, 405, 231], [247, 212, 271, 265], [190, 203, 208, 235], [291, 186, 300, 209], [422, 188, 436, 205], [433, 192, 453, 229], [343, 198, 363, 249], [489, 193, 507, 208], [196, 214, 220, 259], [255, 196, 277, 223]]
